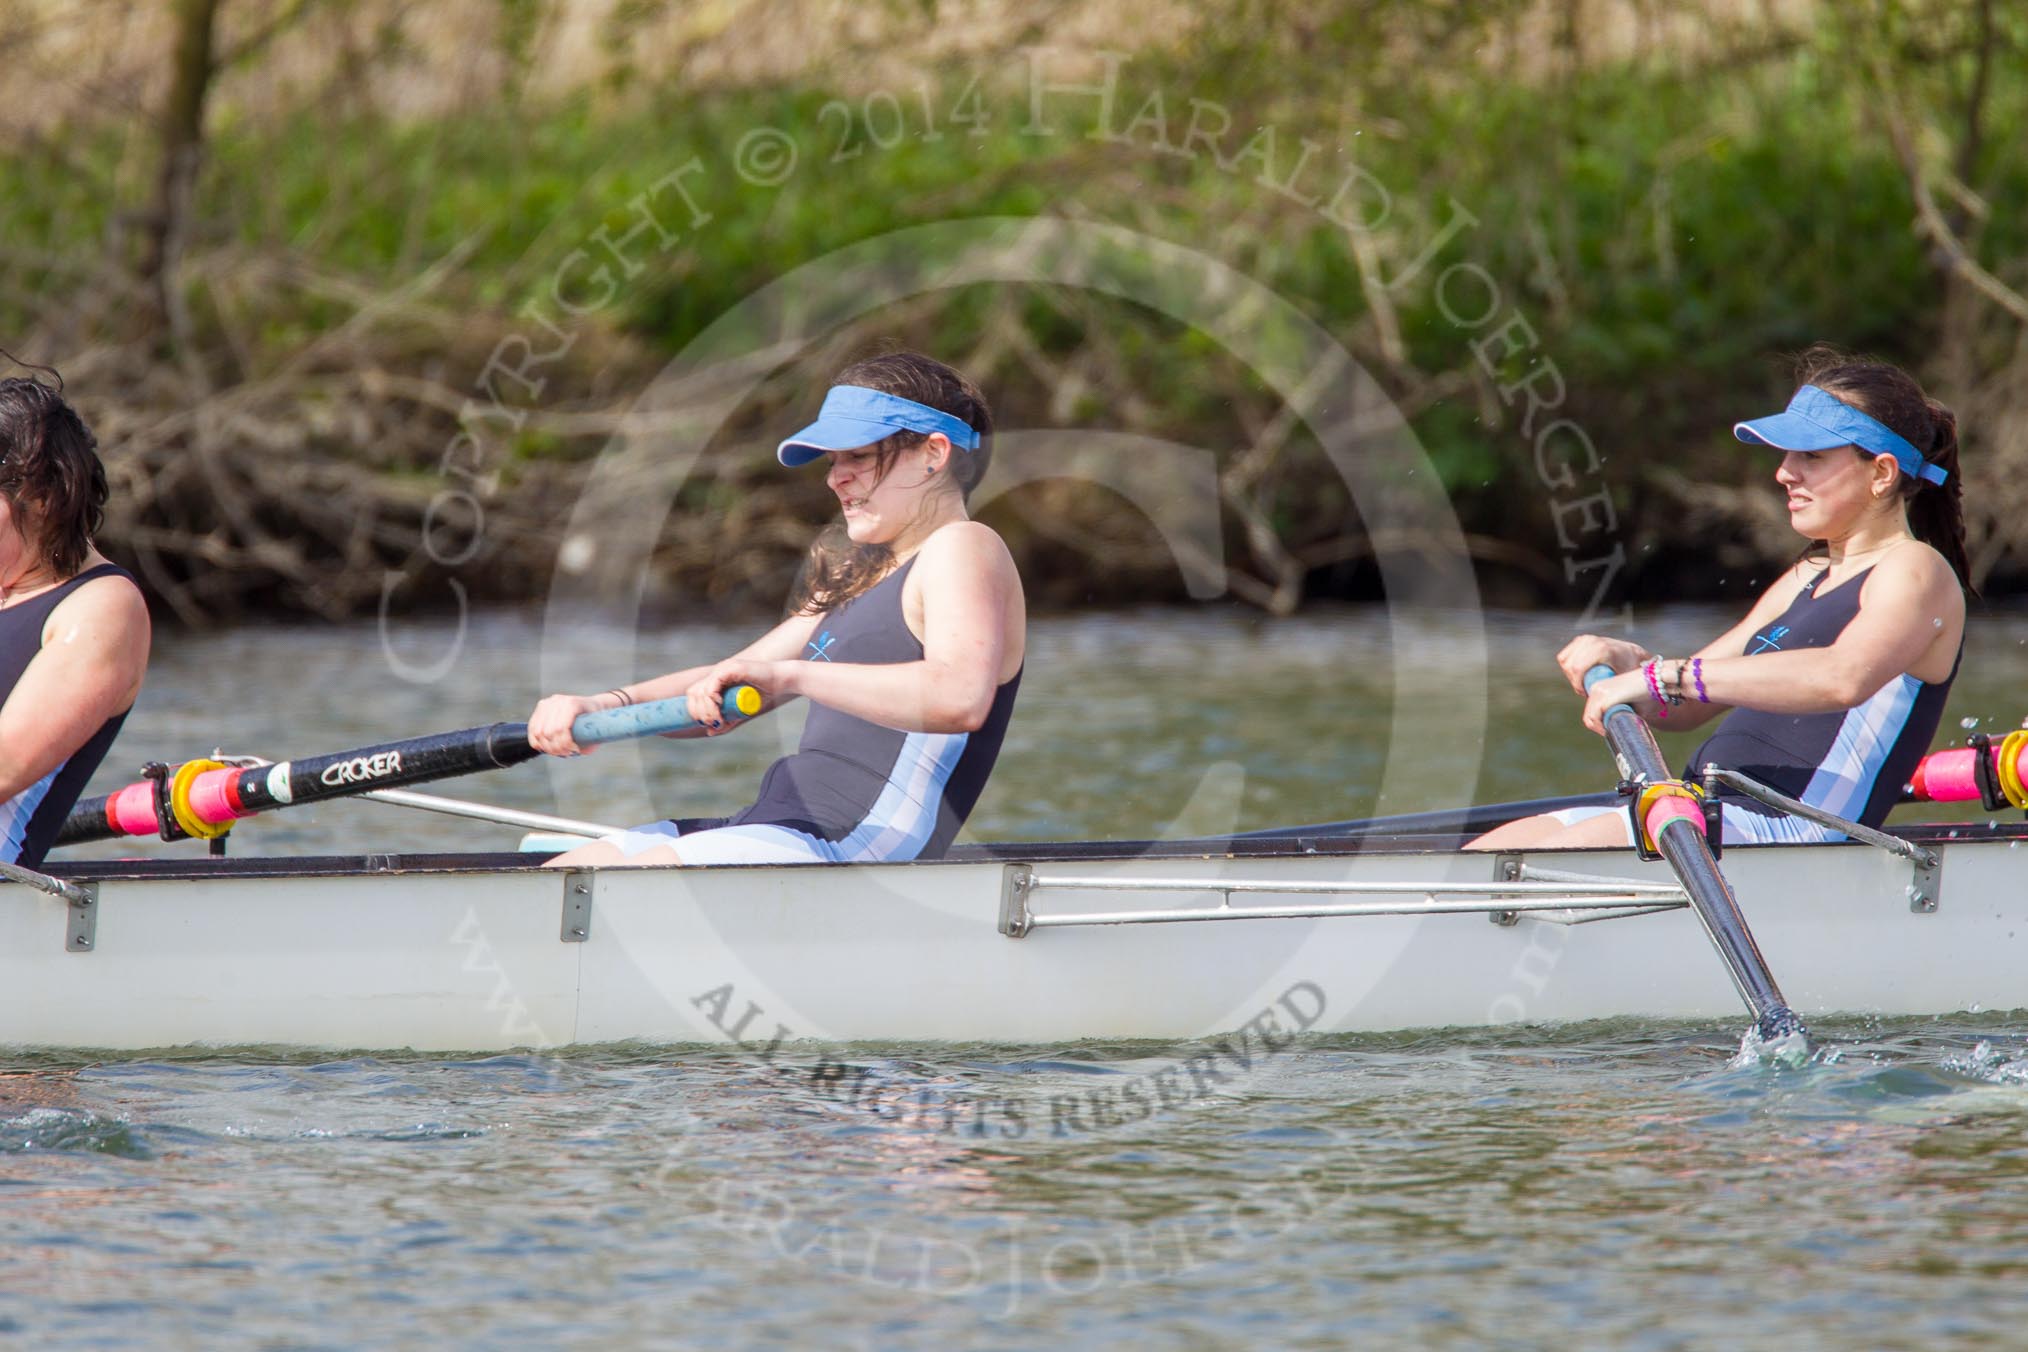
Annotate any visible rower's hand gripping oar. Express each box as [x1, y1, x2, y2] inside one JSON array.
[[55, 687, 764, 848], [1583, 665, 1812, 1056]]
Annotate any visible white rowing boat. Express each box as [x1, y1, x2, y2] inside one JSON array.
[[2, 820, 2015, 1053]]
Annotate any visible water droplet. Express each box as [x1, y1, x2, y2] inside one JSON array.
[[1961, 717, 1980, 730]]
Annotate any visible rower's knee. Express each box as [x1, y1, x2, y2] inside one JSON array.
[[541, 840, 630, 869], [1466, 817, 1555, 850]]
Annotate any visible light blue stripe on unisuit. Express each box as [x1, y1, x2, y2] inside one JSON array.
[[0, 766, 59, 864], [1802, 673, 1920, 820], [840, 731, 967, 862]]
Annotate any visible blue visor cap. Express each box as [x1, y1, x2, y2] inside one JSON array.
[[776, 386, 982, 467], [1733, 384, 1948, 486]]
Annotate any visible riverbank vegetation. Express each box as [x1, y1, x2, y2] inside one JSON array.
[[2, 0, 2022, 621]]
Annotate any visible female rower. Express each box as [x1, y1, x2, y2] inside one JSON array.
[[527, 351, 1025, 866], [1472, 348, 1967, 851], [0, 363, 151, 867]]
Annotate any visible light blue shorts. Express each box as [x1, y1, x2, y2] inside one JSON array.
[[599, 819, 850, 866], [1547, 803, 1845, 847]]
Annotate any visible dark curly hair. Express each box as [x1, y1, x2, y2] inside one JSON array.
[[0, 366, 108, 579]]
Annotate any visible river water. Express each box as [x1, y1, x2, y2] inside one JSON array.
[[9, 607, 2028, 1347]]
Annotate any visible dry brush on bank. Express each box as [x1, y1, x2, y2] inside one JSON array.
[[2, 0, 2023, 623]]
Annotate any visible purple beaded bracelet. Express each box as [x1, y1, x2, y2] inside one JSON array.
[[1691, 657, 1709, 704]]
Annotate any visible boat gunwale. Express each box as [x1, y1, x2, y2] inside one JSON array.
[[40, 817, 2028, 883]]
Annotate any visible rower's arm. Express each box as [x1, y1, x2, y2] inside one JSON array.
[[1683, 552, 1962, 715], [1627, 563, 1819, 733], [526, 609, 821, 755], [0, 577, 150, 801], [622, 610, 822, 736]]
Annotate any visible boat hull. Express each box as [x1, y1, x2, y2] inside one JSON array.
[[5, 831, 2021, 1052]]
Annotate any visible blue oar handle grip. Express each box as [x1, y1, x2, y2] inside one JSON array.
[[1583, 662, 1637, 722], [569, 685, 764, 746]]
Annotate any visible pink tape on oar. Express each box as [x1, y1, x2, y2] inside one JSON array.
[[1644, 795, 1707, 842], [106, 782, 160, 837], [1914, 748, 1981, 803], [184, 768, 250, 827]]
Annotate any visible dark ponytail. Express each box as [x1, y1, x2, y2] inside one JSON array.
[[1794, 345, 1973, 594], [786, 351, 992, 616], [1907, 398, 1971, 594]]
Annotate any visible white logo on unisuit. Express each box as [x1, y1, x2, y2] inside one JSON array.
[[319, 750, 404, 787]]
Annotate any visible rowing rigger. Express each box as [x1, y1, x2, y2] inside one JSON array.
[[54, 687, 764, 848]]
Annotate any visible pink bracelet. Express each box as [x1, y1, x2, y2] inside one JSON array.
[[1643, 660, 1668, 719], [1691, 657, 1709, 704]]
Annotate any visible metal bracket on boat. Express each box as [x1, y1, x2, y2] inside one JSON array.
[[0, 857, 98, 953], [560, 871, 594, 943], [999, 865, 1035, 938], [66, 884, 97, 953], [1906, 851, 1942, 914], [1490, 855, 1524, 926]]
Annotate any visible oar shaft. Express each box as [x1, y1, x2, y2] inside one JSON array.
[[1584, 665, 1803, 1038], [61, 723, 540, 848], [58, 687, 760, 847], [227, 723, 540, 816]]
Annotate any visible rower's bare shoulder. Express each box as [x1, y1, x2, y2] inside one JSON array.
[[1868, 540, 1961, 602], [919, 521, 1018, 578], [47, 570, 150, 644]]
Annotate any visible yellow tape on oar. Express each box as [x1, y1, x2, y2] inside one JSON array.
[[169, 759, 235, 840], [1633, 779, 1706, 855], [1998, 730, 2028, 809]]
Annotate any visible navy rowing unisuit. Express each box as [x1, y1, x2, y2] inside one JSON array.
[[1686, 563, 1958, 828], [0, 563, 134, 866], [640, 555, 1020, 863]]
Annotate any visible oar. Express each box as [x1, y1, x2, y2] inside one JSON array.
[[1583, 664, 1811, 1054], [1242, 735, 2028, 842], [55, 686, 763, 848]]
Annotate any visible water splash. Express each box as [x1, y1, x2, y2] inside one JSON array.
[[1728, 1022, 1815, 1070], [1940, 1040, 2028, 1084]]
